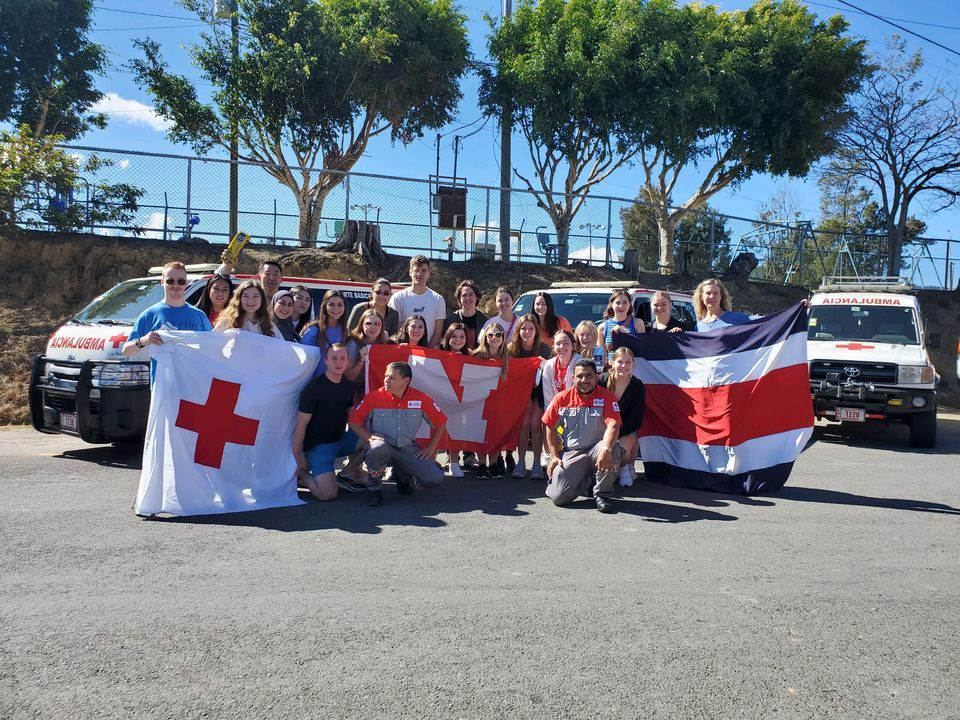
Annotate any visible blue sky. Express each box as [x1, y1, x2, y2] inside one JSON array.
[[56, 1, 960, 273]]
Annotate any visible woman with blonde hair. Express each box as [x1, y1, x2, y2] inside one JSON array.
[[645, 291, 686, 333], [573, 320, 604, 372], [471, 321, 510, 478], [214, 279, 282, 338], [345, 308, 388, 392], [601, 347, 645, 487], [693, 278, 751, 332]]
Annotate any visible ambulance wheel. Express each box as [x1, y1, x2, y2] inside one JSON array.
[[908, 410, 937, 448]]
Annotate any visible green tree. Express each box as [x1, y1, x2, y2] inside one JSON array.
[[826, 37, 960, 276], [621, 0, 866, 274], [621, 200, 731, 276], [131, 0, 469, 247], [0, 0, 107, 139], [1, 125, 142, 233], [479, 0, 640, 264]]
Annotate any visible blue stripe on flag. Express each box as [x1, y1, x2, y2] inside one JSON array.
[[643, 460, 796, 496]]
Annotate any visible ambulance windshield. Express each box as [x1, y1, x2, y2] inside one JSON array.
[[808, 305, 919, 345], [73, 279, 167, 325]]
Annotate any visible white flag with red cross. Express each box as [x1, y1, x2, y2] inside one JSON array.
[[134, 329, 319, 516]]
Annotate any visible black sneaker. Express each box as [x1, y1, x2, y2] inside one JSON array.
[[367, 489, 383, 506], [462, 451, 479, 470], [595, 496, 616, 514], [476, 463, 489, 478], [396, 475, 415, 495], [336, 474, 366, 493], [505, 453, 516, 472], [491, 458, 505, 478]]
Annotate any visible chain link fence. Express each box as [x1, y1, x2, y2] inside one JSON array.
[[8, 144, 959, 289]]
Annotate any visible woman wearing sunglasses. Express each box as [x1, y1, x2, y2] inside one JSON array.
[[471, 322, 510, 478], [347, 278, 400, 338]]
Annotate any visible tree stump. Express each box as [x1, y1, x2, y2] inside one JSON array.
[[325, 220, 386, 265], [723, 252, 758, 281]]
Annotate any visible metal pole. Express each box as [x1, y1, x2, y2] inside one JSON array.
[[273, 198, 277, 244], [344, 173, 350, 222], [944, 237, 951, 290], [185, 158, 192, 241], [228, 0, 239, 239], [485, 186, 491, 260], [163, 192, 168, 242], [605, 198, 612, 265], [498, 0, 512, 261]]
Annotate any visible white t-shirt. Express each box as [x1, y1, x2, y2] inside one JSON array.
[[388, 286, 447, 343], [481, 314, 518, 339]]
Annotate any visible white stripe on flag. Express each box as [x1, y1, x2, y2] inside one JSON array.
[[634, 332, 807, 388], [639, 427, 814, 475]]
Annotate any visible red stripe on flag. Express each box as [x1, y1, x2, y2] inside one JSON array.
[[640, 363, 813, 446]]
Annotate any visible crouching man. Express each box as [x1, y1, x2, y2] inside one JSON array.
[[348, 361, 447, 507], [542, 358, 622, 514]]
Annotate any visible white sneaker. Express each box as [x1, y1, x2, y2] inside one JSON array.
[[511, 458, 527, 478], [449, 462, 464, 478], [619, 466, 634, 487], [541, 454, 550, 468]]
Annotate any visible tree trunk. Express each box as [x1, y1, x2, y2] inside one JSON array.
[[657, 219, 677, 275], [886, 216, 902, 277], [555, 220, 571, 265], [326, 220, 386, 266], [296, 189, 330, 248]]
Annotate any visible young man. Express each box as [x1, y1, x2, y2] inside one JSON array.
[[443, 279, 488, 350], [216, 255, 284, 299], [541, 358, 622, 514], [292, 343, 367, 501], [388, 255, 446, 347], [122, 261, 212, 382], [348, 361, 447, 506]]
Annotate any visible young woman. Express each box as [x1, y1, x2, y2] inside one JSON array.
[[471, 322, 510, 478], [392, 314, 430, 347], [444, 280, 488, 350], [693, 278, 751, 332], [438, 322, 470, 478], [271, 290, 301, 343], [574, 320, 604, 373], [481, 286, 518, 340], [344, 307, 387, 396], [195, 273, 232, 325], [539, 330, 580, 480], [599, 289, 644, 366], [532, 292, 572, 348], [301, 289, 355, 376], [214, 279, 281, 338], [645, 290, 685, 333], [601, 347, 645, 487], [289, 285, 313, 334], [506, 314, 551, 479], [347, 278, 400, 338]]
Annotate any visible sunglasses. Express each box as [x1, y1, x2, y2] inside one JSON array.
[[374, 290, 391, 296], [164, 278, 187, 286], [487, 331, 503, 338]]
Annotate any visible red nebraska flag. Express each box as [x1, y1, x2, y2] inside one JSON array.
[[367, 345, 540, 453]]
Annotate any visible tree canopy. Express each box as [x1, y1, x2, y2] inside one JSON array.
[[132, 0, 469, 246], [0, 0, 107, 139]]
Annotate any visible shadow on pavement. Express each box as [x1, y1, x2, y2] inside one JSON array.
[[57, 443, 143, 471], [807, 415, 960, 456], [773, 485, 960, 515]]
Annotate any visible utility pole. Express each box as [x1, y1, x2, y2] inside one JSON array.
[[229, 0, 239, 239], [498, 0, 512, 262]]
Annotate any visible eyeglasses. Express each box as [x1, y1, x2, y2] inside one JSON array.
[[164, 278, 187, 286]]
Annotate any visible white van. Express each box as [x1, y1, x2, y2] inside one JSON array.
[[29, 264, 399, 444], [807, 277, 940, 447]]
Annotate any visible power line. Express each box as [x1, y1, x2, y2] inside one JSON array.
[[93, 5, 198, 22], [832, 0, 960, 58], [93, 24, 207, 32], [806, 1, 960, 32]]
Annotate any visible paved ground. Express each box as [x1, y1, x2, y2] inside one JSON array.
[[1, 415, 958, 720]]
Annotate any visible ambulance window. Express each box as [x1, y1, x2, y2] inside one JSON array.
[[74, 279, 166, 325]]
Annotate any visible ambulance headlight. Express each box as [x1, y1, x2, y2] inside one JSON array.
[[92, 364, 150, 386], [897, 365, 935, 384]]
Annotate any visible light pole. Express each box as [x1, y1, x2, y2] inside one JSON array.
[[350, 203, 381, 224], [214, 0, 239, 239], [579, 223, 605, 266]]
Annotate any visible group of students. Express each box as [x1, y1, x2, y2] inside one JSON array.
[[123, 255, 753, 514]]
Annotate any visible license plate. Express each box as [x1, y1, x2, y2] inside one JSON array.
[[836, 407, 865, 422], [59, 412, 77, 431]]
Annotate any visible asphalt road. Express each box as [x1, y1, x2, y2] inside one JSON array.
[[2, 416, 959, 720]]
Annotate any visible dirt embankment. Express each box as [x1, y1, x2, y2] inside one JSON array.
[[2, 230, 957, 425]]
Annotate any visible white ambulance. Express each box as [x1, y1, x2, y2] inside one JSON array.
[[29, 264, 397, 444], [807, 277, 940, 447]]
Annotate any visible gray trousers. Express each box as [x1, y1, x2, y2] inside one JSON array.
[[546, 442, 622, 506], [365, 439, 444, 491]]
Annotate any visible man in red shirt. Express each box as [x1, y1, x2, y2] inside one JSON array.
[[542, 358, 622, 513], [349, 361, 448, 506]]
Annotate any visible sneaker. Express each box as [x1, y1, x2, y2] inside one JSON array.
[[618, 466, 634, 488], [511, 458, 527, 479], [505, 453, 516, 472], [490, 458, 505, 478], [476, 463, 489, 478], [337, 474, 367, 493], [541, 455, 550, 468], [596, 496, 616, 514], [530, 464, 545, 481], [462, 452, 479, 470], [396, 474, 415, 495], [449, 462, 464, 478], [366, 489, 383, 506]]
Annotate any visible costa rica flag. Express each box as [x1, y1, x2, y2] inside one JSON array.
[[613, 303, 814, 495]]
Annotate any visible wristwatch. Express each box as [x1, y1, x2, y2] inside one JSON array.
[[136, 338, 145, 348]]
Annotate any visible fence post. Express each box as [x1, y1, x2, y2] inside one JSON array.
[[163, 192, 168, 242], [273, 198, 277, 245], [945, 237, 951, 290], [485, 187, 491, 261], [344, 173, 350, 223], [605, 198, 612, 265], [185, 158, 192, 241]]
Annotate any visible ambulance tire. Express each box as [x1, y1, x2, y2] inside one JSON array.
[[908, 410, 937, 448]]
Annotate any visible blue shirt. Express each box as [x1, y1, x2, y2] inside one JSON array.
[[301, 324, 358, 376], [696, 311, 752, 333], [599, 317, 637, 365], [129, 302, 212, 383]]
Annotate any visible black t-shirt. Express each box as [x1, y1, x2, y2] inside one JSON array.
[[299, 373, 356, 450], [644, 316, 686, 333]]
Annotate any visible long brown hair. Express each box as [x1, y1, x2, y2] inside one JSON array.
[[393, 314, 429, 347], [350, 307, 387, 346], [302, 289, 349, 351], [507, 314, 544, 358], [218, 279, 275, 336], [604, 289, 634, 320], [440, 322, 470, 355]]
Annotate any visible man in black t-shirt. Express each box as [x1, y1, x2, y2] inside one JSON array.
[[292, 343, 366, 500]]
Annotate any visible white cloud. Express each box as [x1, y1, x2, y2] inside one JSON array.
[[140, 211, 171, 240], [92, 92, 172, 132], [567, 244, 620, 266], [117, 158, 130, 169]]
